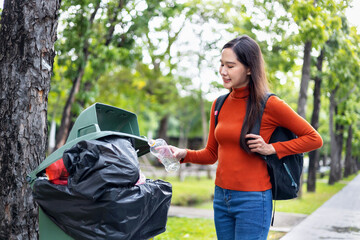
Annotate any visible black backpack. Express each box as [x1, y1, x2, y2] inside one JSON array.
[[214, 92, 303, 201]]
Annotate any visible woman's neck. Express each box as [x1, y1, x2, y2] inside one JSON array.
[[230, 86, 249, 99]]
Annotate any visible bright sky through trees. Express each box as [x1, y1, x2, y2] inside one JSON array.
[[0, 0, 359, 101], [0, 1, 359, 27], [1, 0, 360, 26]]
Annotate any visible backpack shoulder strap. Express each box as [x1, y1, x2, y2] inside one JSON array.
[[251, 93, 276, 135], [214, 93, 230, 128]]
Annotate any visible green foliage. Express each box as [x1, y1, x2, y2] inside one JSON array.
[[287, 0, 348, 47], [322, 16, 360, 141], [50, 0, 207, 139], [157, 217, 217, 240], [163, 176, 215, 206], [50, 0, 165, 121], [168, 93, 211, 138], [48, 0, 360, 160]]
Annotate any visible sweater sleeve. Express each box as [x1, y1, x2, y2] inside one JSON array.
[[182, 100, 218, 165], [264, 96, 323, 159]]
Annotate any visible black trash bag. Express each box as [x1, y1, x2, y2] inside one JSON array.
[[63, 136, 141, 200], [32, 136, 172, 240]]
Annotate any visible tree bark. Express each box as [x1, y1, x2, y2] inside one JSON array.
[[0, 0, 60, 238], [177, 125, 189, 182], [297, 40, 312, 198], [297, 40, 312, 118], [157, 115, 169, 141], [344, 125, 355, 177], [335, 120, 344, 178], [307, 48, 324, 192], [328, 88, 342, 184], [199, 92, 208, 147], [55, 62, 87, 148], [199, 91, 213, 179]]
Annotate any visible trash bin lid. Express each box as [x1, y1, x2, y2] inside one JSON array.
[[27, 103, 149, 185], [67, 102, 141, 143]]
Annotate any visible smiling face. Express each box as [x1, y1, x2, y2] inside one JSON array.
[[219, 48, 251, 90]]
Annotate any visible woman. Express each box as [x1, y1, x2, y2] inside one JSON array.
[[169, 35, 323, 240]]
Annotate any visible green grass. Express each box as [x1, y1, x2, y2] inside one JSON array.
[[167, 176, 215, 206], [166, 174, 357, 215], [156, 217, 217, 240], [156, 217, 286, 240], [276, 174, 357, 214], [154, 173, 358, 240]]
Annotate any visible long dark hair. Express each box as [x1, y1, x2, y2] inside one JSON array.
[[222, 35, 269, 153]]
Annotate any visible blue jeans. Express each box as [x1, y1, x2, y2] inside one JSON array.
[[213, 186, 272, 240]]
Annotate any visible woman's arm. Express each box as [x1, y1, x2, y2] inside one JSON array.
[[261, 96, 323, 159]]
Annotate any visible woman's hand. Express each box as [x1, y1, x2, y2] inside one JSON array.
[[168, 145, 187, 160], [245, 134, 276, 156]]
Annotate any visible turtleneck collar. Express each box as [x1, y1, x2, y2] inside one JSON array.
[[230, 85, 249, 99]]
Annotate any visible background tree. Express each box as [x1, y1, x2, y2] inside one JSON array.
[[44, 0, 360, 185], [0, 0, 60, 238], [139, 4, 184, 140], [252, 0, 353, 192], [342, 28, 360, 177], [53, 0, 164, 149], [283, 0, 346, 193], [325, 21, 360, 184], [305, 0, 351, 191], [173, 0, 230, 179], [307, 48, 324, 192]]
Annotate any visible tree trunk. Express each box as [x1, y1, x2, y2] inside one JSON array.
[[329, 88, 342, 184], [335, 123, 345, 172], [0, 0, 60, 239], [55, 2, 100, 149], [335, 121, 344, 178], [55, 64, 86, 148], [297, 40, 312, 198], [344, 125, 355, 177], [77, 0, 126, 110], [297, 40, 312, 118], [322, 154, 328, 167], [157, 115, 169, 141], [177, 125, 189, 182], [199, 91, 212, 179], [307, 48, 324, 192], [200, 93, 208, 147]]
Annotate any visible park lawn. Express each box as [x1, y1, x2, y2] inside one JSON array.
[[156, 217, 285, 240], [275, 174, 357, 214], [155, 173, 358, 240], [156, 217, 216, 240], [186, 174, 357, 215], [168, 176, 215, 206]]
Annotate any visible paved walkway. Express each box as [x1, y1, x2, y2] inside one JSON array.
[[281, 174, 360, 239], [168, 174, 360, 239]]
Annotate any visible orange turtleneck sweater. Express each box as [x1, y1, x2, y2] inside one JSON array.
[[183, 86, 323, 191]]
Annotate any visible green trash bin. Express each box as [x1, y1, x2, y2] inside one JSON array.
[[27, 103, 151, 240]]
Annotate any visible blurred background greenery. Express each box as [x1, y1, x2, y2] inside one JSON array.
[[19, 0, 359, 189]]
